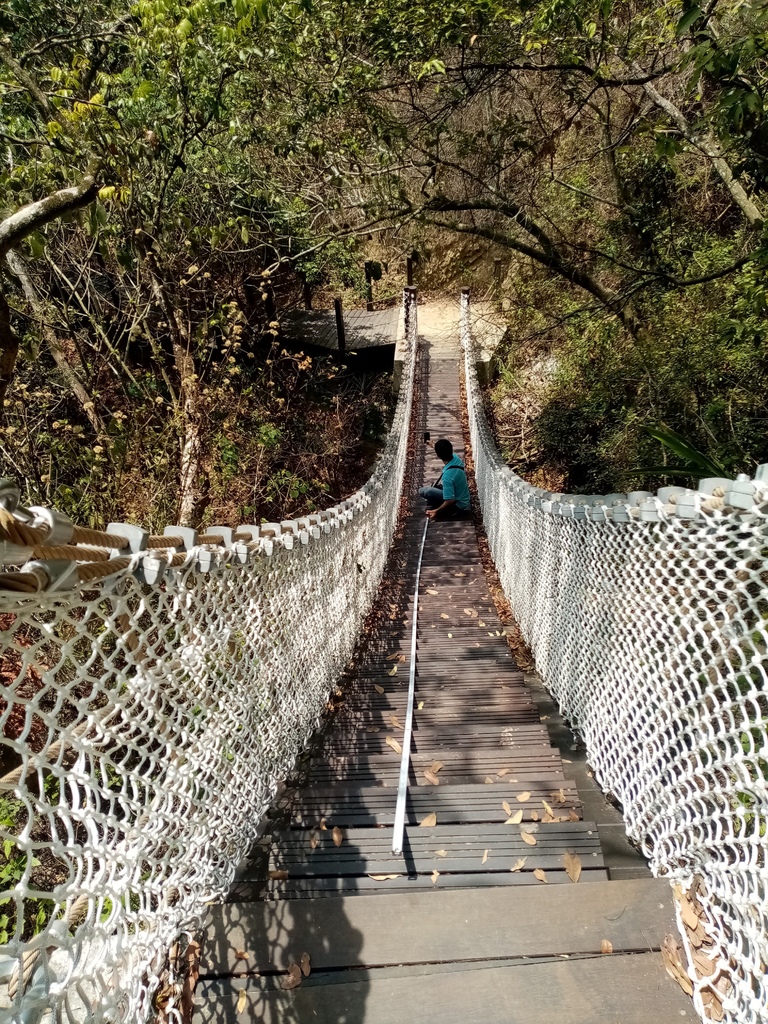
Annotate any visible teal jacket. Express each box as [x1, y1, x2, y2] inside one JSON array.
[[441, 455, 470, 510]]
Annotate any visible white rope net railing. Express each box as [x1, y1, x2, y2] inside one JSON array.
[[0, 289, 418, 1023], [462, 289, 768, 1024]]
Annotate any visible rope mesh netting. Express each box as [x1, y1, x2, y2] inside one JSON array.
[[462, 290, 768, 1024], [0, 291, 418, 1022]]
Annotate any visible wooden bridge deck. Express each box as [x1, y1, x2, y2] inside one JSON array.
[[194, 307, 692, 1023]]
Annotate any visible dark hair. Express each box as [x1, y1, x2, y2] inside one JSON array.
[[434, 438, 453, 461]]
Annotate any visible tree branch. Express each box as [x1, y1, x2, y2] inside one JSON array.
[[0, 178, 99, 259], [643, 81, 765, 228]]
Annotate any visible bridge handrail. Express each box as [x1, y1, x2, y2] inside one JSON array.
[[0, 287, 419, 1023], [462, 287, 768, 1024]]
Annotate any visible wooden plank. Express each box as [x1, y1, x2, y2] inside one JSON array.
[[194, 951, 690, 1024], [202, 877, 676, 973], [288, 784, 580, 827], [264, 867, 608, 898], [264, 822, 604, 877], [307, 752, 567, 786]]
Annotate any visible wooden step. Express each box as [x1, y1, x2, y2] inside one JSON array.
[[307, 750, 567, 786], [286, 783, 581, 827], [195, 952, 690, 1023], [264, 815, 606, 880], [200, 877, 675, 974]]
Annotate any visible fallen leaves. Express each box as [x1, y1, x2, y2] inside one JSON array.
[[236, 988, 247, 1013], [431, 760, 443, 773], [282, 963, 303, 991], [440, 613, 449, 619], [387, 666, 398, 677], [435, 849, 447, 857], [463, 608, 478, 618], [485, 776, 495, 784], [662, 934, 693, 996], [423, 769, 440, 786], [388, 714, 402, 729], [426, 589, 439, 595], [301, 953, 311, 977], [269, 870, 288, 880], [496, 768, 509, 778], [419, 812, 437, 827], [369, 873, 399, 881], [510, 857, 527, 872], [309, 833, 319, 850], [234, 949, 249, 962], [431, 869, 440, 885], [516, 791, 531, 803], [502, 800, 512, 816], [568, 808, 580, 822], [521, 830, 537, 846], [601, 939, 613, 955], [505, 809, 523, 825], [386, 736, 402, 754], [563, 851, 582, 883], [374, 684, 385, 694], [482, 849, 489, 865], [332, 826, 343, 848], [533, 868, 548, 883], [386, 652, 400, 661]]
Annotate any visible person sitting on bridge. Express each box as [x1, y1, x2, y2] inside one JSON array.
[[419, 439, 471, 520]]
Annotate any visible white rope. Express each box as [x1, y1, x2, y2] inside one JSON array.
[[461, 288, 768, 1024], [0, 290, 419, 1023]]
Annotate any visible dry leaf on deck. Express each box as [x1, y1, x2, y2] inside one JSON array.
[[235, 950, 249, 961], [332, 826, 343, 848], [563, 851, 582, 883], [435, 849, 447, 857], [309, 833, 319, 850], [521, 830, 537, 846], [269, 870, 289, 880], [463, 608, 478, 618], [601, 939, 613, 955], [282, 964, 303, 990], [502, 800, 512, 817], [374, 684, 385, 694], [482, 849, 489, 864], [417, 700, 424, 710], [510, 857, 527, 872], [531, 811, 539, 821], [568, 808, 580, 822], [300, 953, 311, 977], [431, 760, 444, 773], [419, 812, 437, 827], [386, 736, 402, 754], [447, 632, 452, 638], [236, 988, 247, 1013], [366, 726, 380, 733], [431, 869, 440, 885], [485, 776, 495, 784], [388, 666, 398, 677], [386, 652, 400, 661], [533, 868, 548, 883], [369, 873, 399, 880], [423, 769, 440, 786], [517, 791, 531, 803], [662, 935, 693, 995], [542, 799, 554, 817], [455, 572, 466, 577], [389, 714, 402, 729], [505, 809, 524, 825], [426, 589, 439, 595], [497, 768, 509, 777], [478, 621, 486, 627]]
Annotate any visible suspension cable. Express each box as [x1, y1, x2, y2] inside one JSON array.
[[392, 516, 429, 856]]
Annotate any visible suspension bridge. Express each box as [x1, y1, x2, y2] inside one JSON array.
[[0, 290, 765, 1024]]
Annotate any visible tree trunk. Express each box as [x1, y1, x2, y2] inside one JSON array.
[[0, 288, 20, 417], [5, 251, 104, 432]]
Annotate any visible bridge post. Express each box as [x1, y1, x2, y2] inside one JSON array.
[[460, 286, 470, 351], [403, 285, 418, 350], [334, 297, 346, 357]]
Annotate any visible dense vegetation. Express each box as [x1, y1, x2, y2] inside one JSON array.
[[1, 0, 767, 518]]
